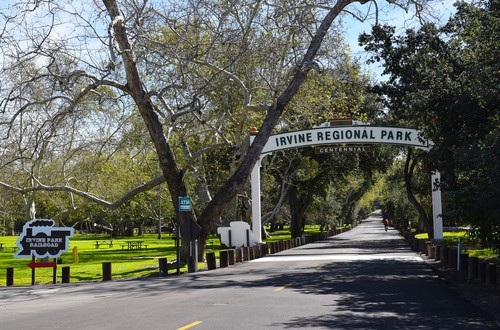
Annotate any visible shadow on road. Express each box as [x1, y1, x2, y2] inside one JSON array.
[[1, 216, 496, 329]]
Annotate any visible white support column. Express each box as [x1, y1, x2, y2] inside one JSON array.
[[431, 171, 443, 240], [251, 158, 262, 243]]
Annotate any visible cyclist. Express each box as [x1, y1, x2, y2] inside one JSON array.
[[383, 218, 389, 232]]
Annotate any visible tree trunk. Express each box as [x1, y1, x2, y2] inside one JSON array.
[[104, 0, 358, 261], [104, 0, 193, 259], [288, 185, 312, 239], [404, 148, 434, 238], [289, 186, 301, 238]]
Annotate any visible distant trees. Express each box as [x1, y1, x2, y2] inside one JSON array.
[[360, 0, 500, 248]]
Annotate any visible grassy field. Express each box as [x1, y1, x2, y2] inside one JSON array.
[[414, 231, 499, 261], [6, 224, 491, 287], [0, 233, 222, 286], [1, 225, 328, 286]]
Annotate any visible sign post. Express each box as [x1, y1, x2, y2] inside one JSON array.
[[14, 219, 74, 285], [176, 196, 202, 273], [176, 197, 192, 275]]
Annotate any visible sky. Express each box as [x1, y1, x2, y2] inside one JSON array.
[[340, 0, 460, 80], [0, 0, 460, 82]]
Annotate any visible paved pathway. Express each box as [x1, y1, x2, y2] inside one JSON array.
[[1, 213, 497, 329]]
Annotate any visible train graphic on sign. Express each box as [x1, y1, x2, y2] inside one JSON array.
[[14, 219, 74, 259]]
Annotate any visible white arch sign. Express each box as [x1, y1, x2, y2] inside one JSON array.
[[258, 126, 430, 154], [249, 125, 442, 243]]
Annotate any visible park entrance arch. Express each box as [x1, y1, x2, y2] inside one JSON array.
[[249, 121, 443, 243]]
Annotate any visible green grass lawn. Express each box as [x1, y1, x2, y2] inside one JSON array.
[[414, 231, 499, 261], [0, 224, 359, 286], [4, 226, 496, 286], [1, 226, 329, 286], [0, 233, 223, 286]]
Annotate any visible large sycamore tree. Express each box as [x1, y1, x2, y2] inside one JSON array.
[[1, 0, 433, 258]]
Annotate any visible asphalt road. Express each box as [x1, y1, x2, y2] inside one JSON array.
[[1, 213, 497, 330]]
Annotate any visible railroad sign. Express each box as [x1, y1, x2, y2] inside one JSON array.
[[14, 219, 74, 259]]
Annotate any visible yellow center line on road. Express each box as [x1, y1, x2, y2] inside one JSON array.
[[274, 282, 295, 292], [176, 321, 202, 330]]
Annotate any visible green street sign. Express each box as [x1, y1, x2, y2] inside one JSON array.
[[178, 196, 192, 212]]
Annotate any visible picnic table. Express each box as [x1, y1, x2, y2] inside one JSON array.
[[95, 240, 113, 249], [123, 241, 146, 250]]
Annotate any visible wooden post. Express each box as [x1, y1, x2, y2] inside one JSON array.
[[102, 262, 112, 281], [228, 249, 235, 266], [53, 258, 57, 284], [479, 262, 487, 283], [441, 246, 449, 266], [6, 267, 14, 286], [242, 246, 249, 261], [235, 248, 243, 263], [435, 245, 441, 261], [260, 243, 268, 257], [31, 255, 35, 285], [206, 252, 216, 270], [187, 256, 196, 273], [158, 257, 168, 276], [219, 250, 229, 268], [269, 242, 276, 254], [449, 248, 457, 269], [62, 266, 70, 283], [460, 254, 468, 275], [468, 256, 479, 279], [486, 263, 496, 285], [253, 246, 260, 259]]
